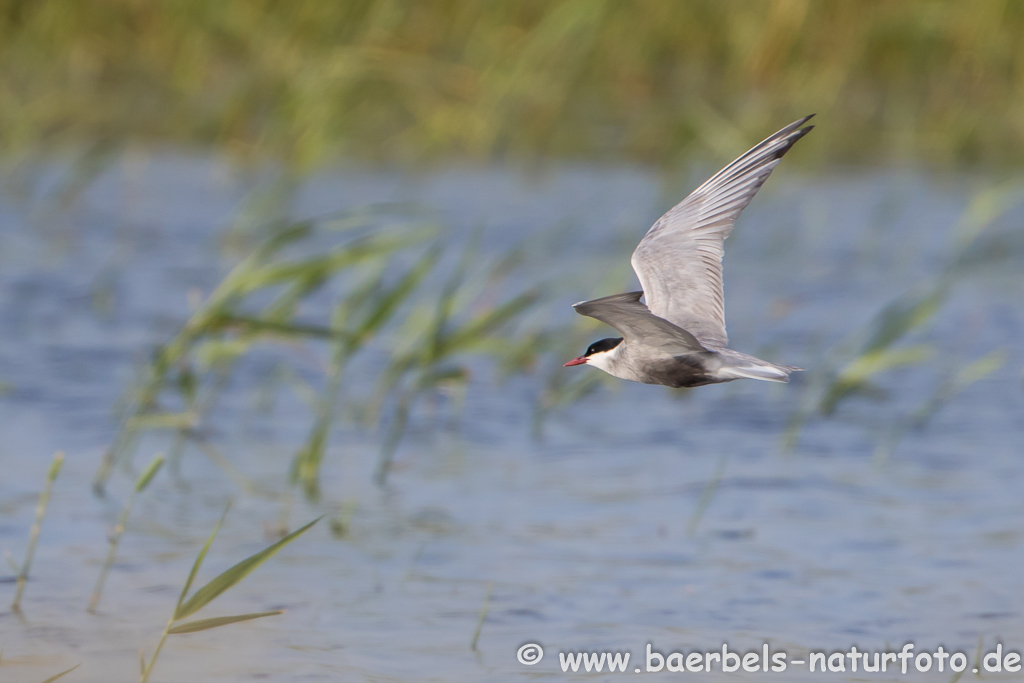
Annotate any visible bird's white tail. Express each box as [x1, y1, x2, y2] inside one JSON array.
[[714, 362, 801, 383]]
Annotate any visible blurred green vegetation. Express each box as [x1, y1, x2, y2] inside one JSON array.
[[92, 208, 547, 498], [2, 0, 1023, 167]]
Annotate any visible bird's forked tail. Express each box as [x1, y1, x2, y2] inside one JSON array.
[[713, 358, 802, 383]]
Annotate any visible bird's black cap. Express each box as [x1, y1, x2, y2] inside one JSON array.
[[586, 337, 623, 356]]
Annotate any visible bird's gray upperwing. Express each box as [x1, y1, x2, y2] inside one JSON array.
[[630, 115, 814, 349], [572, 291, 706, 353]]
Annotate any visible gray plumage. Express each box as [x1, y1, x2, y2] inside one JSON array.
[[566, 116, 813, 388]]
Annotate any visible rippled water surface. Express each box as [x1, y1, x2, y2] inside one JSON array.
[[1, 160, 1023, 681]]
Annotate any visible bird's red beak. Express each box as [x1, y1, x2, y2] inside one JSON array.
[[563, 356, 588, 367]]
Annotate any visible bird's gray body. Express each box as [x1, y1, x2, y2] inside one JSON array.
[[574, 292, 796, 388], [569, 116, 812, 388], [598, 351, 778, 389]]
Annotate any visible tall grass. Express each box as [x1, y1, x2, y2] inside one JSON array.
[[39, 664, 80, 683], [139, 506, 320, 683], [91, 209, 416, 493], [88, 454, 165, 613], [92, 204, 540, 498], [10, 451, 64, 611], [366, 238, 539, 485], [2, 1, 1024, 168], [782, 181, 1021, 456]]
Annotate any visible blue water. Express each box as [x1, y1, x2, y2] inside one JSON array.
[[0, 158, 1022, 681]]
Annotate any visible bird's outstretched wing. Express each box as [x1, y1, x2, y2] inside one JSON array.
[[572, 291, 706, 353], [630, 115, 814, 349]]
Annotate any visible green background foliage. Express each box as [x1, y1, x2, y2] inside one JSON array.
[[2, 0, 1021, 167]]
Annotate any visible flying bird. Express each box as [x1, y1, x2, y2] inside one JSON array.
[[564, 116, 813, 388]]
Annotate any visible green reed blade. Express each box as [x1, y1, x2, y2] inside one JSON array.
[[167, 610, 284, 634], [12, 451, 64, 611], [470, 582, 493, 651], [134, 456, 165, 493], [421, 365, 469, 386], [40, 663, 81, 683], [423, 230, 481, 359], [294, 417, 332, 498], [243, 238, 406, 290], [204, 315, 340, 340], [175, 503, 231, 615], [953, 181, 1024, 251], [437, 290, 540, 358], [910, 348, 1006, 429], [331, 263, 390, 329], [125, 413, 197, 431], [354, 246, 440, 345], [375, 391, 412, 487], [837, 345, 935, 384], [687, 455, 728, 536], [89, 454, 166, 612], [294, 246, 440, 497], [862, 287, 945, 356], [174, 516, 320, 620], [820, 344, 934, 415]]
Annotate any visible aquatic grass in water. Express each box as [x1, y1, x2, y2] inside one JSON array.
[[0, 431, 317, 679], [0, 161, 1021, 680], [38, 664, 80, 683], [780, 284, 947, 454], [370, 238, 541, 485], [872, 349, 1007, 467], [782, 179, 1023, 456], [88, 454, 165, 613], [293, 246, 441, 498], [92, 212, 422, 493], [686, 455, 728, 537], [11, 451, 64, 612], [470, 581, 493, 652], [3, 456, 81, 677], [94, 205, 542, 497], [139, 506, 320, 683], [818, 285, 945, 416]]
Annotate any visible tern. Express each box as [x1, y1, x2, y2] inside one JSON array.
[[564, 116, 813, 388]]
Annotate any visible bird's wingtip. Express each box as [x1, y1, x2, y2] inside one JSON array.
[[775, 115, 815, 144]]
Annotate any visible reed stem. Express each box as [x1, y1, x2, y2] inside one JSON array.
[[11, 451, 64, 611]]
